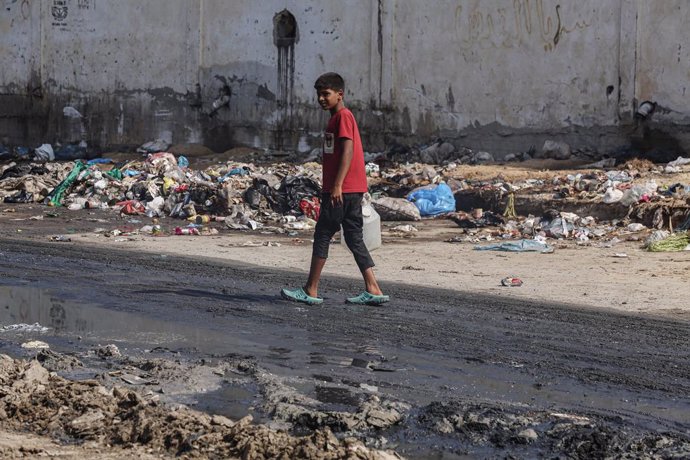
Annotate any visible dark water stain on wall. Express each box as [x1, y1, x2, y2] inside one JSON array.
[[273, 9, 298, 151]]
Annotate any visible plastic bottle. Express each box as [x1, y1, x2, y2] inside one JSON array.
[[174, 226, 200, 236], [190, 215, 211, 224]]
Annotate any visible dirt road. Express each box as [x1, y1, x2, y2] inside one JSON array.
[[1, 235, 688, 458]]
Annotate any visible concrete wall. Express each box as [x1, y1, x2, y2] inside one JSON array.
[[1, 0, 689, 156]]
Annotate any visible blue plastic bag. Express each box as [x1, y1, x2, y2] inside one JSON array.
[[474, 239, 554, 253], [407, 183, 456, 216]]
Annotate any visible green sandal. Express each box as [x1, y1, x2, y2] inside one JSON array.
[[346, 292, 390, 305], [281, 287, 323, 305]]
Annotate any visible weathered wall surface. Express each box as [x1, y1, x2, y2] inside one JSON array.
[[1, 0, 689, 156], [392, 0, 624, 154], [636, 1, 690, 124]]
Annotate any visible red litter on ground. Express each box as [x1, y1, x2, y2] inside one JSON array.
[[501, 277, 523, 287]]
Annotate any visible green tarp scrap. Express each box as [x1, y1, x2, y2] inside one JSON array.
[[47, 160, 87, 206], [106, 167, 123, 180]]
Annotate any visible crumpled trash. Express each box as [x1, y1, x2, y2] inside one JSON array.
[[145, 196, 165, 217], [644, 230, 670, 248], [501, 277, 523, 287], [667, 156, 690, 168], [117, 200, 146, 215], [620, 181, 657, 207], [626, 223, 646, 232], [246, 175, 321, 215], [372, 197, 421, 221], [541, 217, 574, 239], [449, 210, 505, 228], [34, 144, 55, 162], [218, 166, 250, 182], [365, 162, 380, 176], [137, 139, 170, 154], [605, 171, 632, 183], [299, 196, 320, 220], [390, 224, 418, 233], [474, 239, 554, 253], [407, 182, 456, 216], [3, 190, 34, 203], [46, 160, 87, 206], [603, 187, 624, 204], [174, 226, 201, 235]]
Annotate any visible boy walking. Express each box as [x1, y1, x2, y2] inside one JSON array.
[[281, 73, 389, 306]]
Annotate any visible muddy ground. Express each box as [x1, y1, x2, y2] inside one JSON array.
[[0, 198, 689, 458]]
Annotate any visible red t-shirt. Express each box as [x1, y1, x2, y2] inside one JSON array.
[[321, 108, 368, 193]]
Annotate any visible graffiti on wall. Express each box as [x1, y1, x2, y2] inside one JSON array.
[[51, 0, 95, 32], [51, 0, 69, 29], [454, 0, 591, 51]]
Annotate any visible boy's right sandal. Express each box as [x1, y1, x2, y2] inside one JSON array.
[[346, 292, 390, 305], [281, 287, 323, 305]]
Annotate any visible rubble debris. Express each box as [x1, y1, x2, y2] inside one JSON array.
[[0, 354, 399, 459], [417, 400, 689, 458], [95, 344, 122, 359], [540, 140, 572, 160]]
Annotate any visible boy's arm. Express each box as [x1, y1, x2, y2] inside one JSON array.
[[330, 138, 353, 206]]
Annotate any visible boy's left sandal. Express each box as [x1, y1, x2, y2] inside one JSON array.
[[346, 292, 390, 306], [281, 287, 323, 305]]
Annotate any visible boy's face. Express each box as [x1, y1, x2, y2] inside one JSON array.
[[316, 88, 343, 111]]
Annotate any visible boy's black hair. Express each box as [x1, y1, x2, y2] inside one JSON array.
[[314, 72, 344, 92]]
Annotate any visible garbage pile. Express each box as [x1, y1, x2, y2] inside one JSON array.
[[1, 152, 324, 236], [364, 156, 690, 251], [1, 146, 689, 249]]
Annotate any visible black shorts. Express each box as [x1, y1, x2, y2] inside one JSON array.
[[312, 192, 375, 272]]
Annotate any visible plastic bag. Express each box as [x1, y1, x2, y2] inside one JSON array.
[[34, 144, 55, 162], [372, 196, 421, 221], [299, 197, 321, 220], [407, 183, 456, 216], [474, 239, 554, 253]]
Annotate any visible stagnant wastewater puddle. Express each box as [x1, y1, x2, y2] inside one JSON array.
[[1, 282, 688, 457]]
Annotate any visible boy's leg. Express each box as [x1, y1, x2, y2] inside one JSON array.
[[305, 193, 341, 297], [304, 255, 327, 297], [341, 194, 383, 296], [361, 267, 384, 296]]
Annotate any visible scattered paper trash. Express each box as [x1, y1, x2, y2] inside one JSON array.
[[1, 323, 50, 333], [501, 277, 523, 287]]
